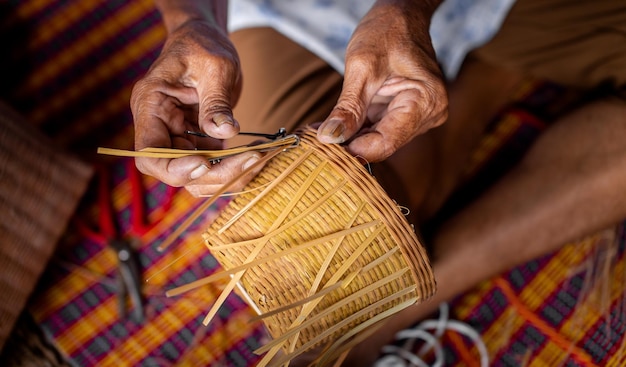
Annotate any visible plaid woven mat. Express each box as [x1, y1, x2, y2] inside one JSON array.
[[3, 1, 625, 366], [446, 228, 626, 367]]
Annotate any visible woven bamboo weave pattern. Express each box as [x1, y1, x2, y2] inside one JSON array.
[[203, 127, 436, 365]]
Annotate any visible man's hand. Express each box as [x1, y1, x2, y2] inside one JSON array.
[[131, 18, 262, 197], [317, 0, 448, 162]]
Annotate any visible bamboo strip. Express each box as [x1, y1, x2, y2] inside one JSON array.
[[166, 221, 379, 297], [305, 318, 388, 367], [268, 298, 417, 367], [205, 181, 346, 251], [282, 201, 366, 360], [218, 151, 315, 234], [254, 224, 387, 365], [255, 270, 364, 327], [307, 224, 386, 303], [265, 181, 347, 236], [157, 147, 284, 251], [316, 318, 386, 367], [201, 240, 267, 326], [251, 283, 343, 322], [361, 247, 400, 274], [330, 350, 351, 367], [97, 135, 298, 159], [316, 299, 417, 366], [204, 180, 347, 252], [308, 202, 366, 296], [254, 284, 416, 355], [145, 238, 205, 282], [269, 166, 326, 231]]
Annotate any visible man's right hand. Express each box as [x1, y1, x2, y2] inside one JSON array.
[[130, 18, 262, 197]]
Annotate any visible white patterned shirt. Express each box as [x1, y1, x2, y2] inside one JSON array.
[[228, 0, 516, 79]]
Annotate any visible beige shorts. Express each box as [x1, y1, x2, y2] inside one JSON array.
[[474, 0, 626, 92], [228, 28, 342, 143]]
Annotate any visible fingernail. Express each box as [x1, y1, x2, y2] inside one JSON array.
[[242, 155, 260, 171], [213, 113, 234, 127], [190, 164, 210, 180], [320, 119, 345, 140]]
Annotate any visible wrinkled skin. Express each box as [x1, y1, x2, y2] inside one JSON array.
[[131, 0, 448, 196], [131, 20, 262, 197], [317, 1, 448, 162]]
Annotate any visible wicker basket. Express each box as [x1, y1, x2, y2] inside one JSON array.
[[197, 127, 436, 366]]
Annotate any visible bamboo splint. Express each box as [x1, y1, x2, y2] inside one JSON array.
[[97, 134, 299, 160]]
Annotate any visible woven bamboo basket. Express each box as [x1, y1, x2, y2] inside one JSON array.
[[199, 127, 435, 366], [100, 126, 436, 366]]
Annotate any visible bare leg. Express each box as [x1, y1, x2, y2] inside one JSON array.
[[346, 97, 626, 366]]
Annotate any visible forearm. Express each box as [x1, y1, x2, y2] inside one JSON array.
[[360, 0, 443, 50], [372, 0, 443, 18], [154, 0, 228, 34]]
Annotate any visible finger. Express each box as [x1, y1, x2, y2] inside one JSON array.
[[346, 89, 424, 162], [348, 86, 447, 162], [135, 150, 263, 191], [132, 80, 182, 149], [317, 60, 382, 144], [196, 64, 241, 140], [171, 136, 196, 149], [366, 96, 393, 123], [188, 151, 263, 184], [345, 130, 393, 163], [185, 184, 225, 198], [183, 151, 266, 197], [135, 155, 213, 188]]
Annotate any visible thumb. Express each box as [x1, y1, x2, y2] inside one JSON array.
[[197, 80, 240, 140], [317, 72, 375, 144]]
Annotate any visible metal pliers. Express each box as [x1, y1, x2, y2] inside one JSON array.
[[108, 238, 144, 323], [93, 165, 145, 323]]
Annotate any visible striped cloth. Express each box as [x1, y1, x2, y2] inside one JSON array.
[[0, 0, 164, 153], [3, 1, 625, 366], [30, 161, 266, 366]]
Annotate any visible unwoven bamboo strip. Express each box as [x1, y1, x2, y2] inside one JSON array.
[[97, 135, 299, 159]]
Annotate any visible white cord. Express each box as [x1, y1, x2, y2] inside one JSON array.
[[424, 319, 489, 367], [374, 303, 489, 367], [380, 328, 444, 367]]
